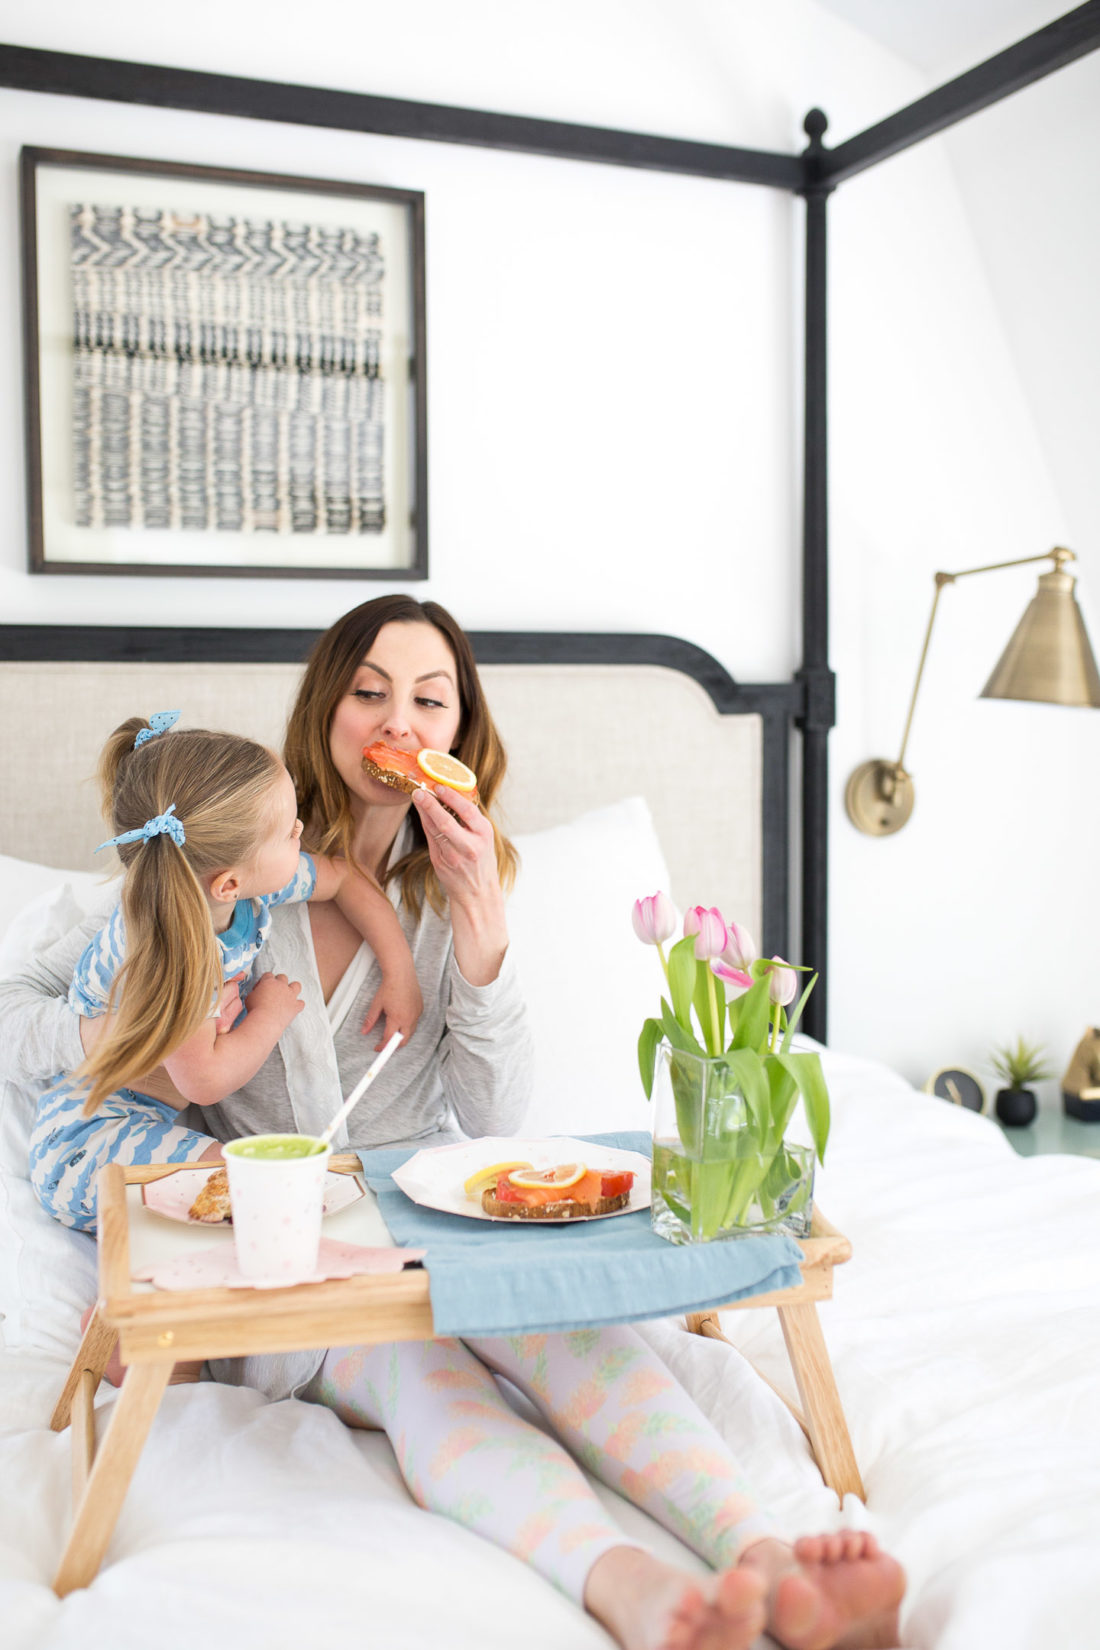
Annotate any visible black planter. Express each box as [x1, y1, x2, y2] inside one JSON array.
[[994, 1087, 1038, 1127]]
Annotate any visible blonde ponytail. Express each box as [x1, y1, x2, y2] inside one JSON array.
[[78, 836, 221, 1114]]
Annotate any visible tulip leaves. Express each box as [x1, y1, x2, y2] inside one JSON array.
[[773, 1051, 830, 1164], [667, 936, 698, 1036], [636, 942, 830, 1166]]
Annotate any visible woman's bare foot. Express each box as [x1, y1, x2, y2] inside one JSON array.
[[740, 1532, 904, 1650], [585, 1545, 767, 1650]]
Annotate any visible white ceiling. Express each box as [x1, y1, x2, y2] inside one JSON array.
[[814, 0, 1074, 79]]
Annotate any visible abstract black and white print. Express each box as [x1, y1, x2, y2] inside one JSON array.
[[69, 204, 386, 535]]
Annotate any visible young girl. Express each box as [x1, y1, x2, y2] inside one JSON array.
[[28, 710, 422, 1231]]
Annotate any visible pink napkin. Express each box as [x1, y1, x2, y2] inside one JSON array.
[[133, 1237, 426, 1292]]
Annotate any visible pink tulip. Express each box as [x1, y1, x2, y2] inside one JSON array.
[[721, 920, 757, 973], [684, 905, 729, 961], [632, 891, 677, 947], [711, 958, 752, 994], [767, 958, 798, 1007]]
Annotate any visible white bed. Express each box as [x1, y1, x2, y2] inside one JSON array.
[[2, 631, 1098, 1650]]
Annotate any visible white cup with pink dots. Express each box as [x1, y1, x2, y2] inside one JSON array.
[[222, 1133, 332, 1284]]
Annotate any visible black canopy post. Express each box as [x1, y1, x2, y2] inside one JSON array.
[[821, 2, 1100, 185], [796, 110, 837, 1043]]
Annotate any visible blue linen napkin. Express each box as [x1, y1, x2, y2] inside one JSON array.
[[359, 1130, 804, 1337]]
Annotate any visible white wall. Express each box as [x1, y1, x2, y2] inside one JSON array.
[[2, 0, 1097, 1100]]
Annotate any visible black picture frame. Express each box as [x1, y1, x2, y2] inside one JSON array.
[[20, 145, 428, 580]]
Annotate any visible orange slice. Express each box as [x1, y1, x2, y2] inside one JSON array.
[[463, 1160, 533, 1196], [416, 749, 478, 792], [508, 1163, 587, 1190]]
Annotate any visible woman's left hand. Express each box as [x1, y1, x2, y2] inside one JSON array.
[[411, 786, 509, 985]]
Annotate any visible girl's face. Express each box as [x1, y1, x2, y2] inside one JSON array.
[[329, 621, 463, 813], [237, 768, 304, 897]]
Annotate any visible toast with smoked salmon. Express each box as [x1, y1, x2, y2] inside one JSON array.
[[362, 743, 480, 805], [480, 1163, 635, 1220]]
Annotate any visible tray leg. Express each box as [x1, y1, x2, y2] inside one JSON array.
[[777, 1302, 865, 1502], [685, 1310, 813, 1443], [50, 1307, 119, 1432], [52, 1360, 172, 1597]]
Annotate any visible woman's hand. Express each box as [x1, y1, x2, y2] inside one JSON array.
[[215, 973, 246, 1034], [411, 786, 509, 986]]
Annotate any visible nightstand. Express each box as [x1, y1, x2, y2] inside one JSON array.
[[997, 1102, 1100, 1160]]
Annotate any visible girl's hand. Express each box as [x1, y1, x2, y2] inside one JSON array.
[[361, 963, 423, 1050], [411, 786, 509, 986], [246, 972, 305, 1035]]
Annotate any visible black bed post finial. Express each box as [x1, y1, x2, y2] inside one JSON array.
[[803, 107, 828, 150], [797, 108, 837, 1046]]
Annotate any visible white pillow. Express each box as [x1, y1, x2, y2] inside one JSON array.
[[0, 851, 109, 970], [0, 861, 116, 1356], [507, 796, 672, 1138], [0, 850, 98, 937]]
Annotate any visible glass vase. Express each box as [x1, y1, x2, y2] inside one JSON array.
[[650, 1043, 815, 1244]]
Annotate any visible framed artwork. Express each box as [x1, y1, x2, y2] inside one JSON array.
[[20, 147, 428, 579]]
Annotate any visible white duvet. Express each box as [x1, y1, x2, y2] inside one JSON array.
[[3, 1043, 1098, 1650]]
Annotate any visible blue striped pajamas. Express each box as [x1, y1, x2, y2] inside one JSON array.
[[28, 1077, 210, 1232]]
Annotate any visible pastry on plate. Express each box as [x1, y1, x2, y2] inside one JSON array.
[[188, 1166, 232, 1224]]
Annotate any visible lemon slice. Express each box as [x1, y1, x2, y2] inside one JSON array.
[[508, 1163, 587, 1190], [417, 749, 478, 792], [463, 1160, 532, 1196]]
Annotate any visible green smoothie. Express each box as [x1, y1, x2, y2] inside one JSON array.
[[224, 1133, 327, 1161]]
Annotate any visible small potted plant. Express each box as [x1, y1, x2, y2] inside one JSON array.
[[988, 1036, 1053, 1127]]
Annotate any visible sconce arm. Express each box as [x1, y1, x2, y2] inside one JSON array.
[[847, 547, 1080, 837], [892, 548, 1074, 771]]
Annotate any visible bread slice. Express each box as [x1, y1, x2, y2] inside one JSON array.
[[481, 1189, 630, 1220], [361, 753, 420, 797]]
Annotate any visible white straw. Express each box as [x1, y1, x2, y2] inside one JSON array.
[[316, 1029, 405, 1148]]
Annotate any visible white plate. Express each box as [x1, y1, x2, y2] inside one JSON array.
[[391, 1137, 651, 1223], [142, 1166, 365, 1225]]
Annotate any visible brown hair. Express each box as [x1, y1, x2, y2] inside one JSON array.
[[284, 595, 516, 915], [75, 719, 285, 1114]]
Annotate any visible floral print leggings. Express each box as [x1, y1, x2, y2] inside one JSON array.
[[305, 1324, 778, 1603]]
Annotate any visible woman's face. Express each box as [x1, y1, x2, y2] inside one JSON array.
[[328, 620, 463, 813]]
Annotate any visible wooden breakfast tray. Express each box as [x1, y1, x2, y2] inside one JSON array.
[[49, 1158, 860, 1597]]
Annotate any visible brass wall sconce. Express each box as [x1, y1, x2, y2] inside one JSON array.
[[846, 546, 1100, 836]]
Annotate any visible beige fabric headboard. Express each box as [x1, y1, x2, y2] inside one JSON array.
[[0, 631, 787, 949]]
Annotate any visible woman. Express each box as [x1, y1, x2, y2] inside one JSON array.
[[0, 597, 904, 1650]]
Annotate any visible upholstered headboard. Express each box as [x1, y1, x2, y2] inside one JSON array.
[[0, 626, 797, 956]]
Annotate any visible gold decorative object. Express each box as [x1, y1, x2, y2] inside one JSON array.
[[846, 547, 1100, 836], [1062, 1028, 1100, 1121]]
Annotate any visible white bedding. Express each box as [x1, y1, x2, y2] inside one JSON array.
[[3, 851, 1099, 1649]]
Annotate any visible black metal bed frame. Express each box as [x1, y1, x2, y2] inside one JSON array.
[[3, 4, 1099, 1038]]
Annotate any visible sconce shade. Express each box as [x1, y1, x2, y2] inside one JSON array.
[[980, 567, 1100, 707]]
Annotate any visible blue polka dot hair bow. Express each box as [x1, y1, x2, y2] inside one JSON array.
[[133, 710, 181, 748], [96, 804, 186, 855]]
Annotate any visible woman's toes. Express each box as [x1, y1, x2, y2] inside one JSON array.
[[664, 1570, 768, 1650], [793, 1534, 827, 1565], [715, 1564, 767, 1618], [771, 1572, 823, 1643]]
